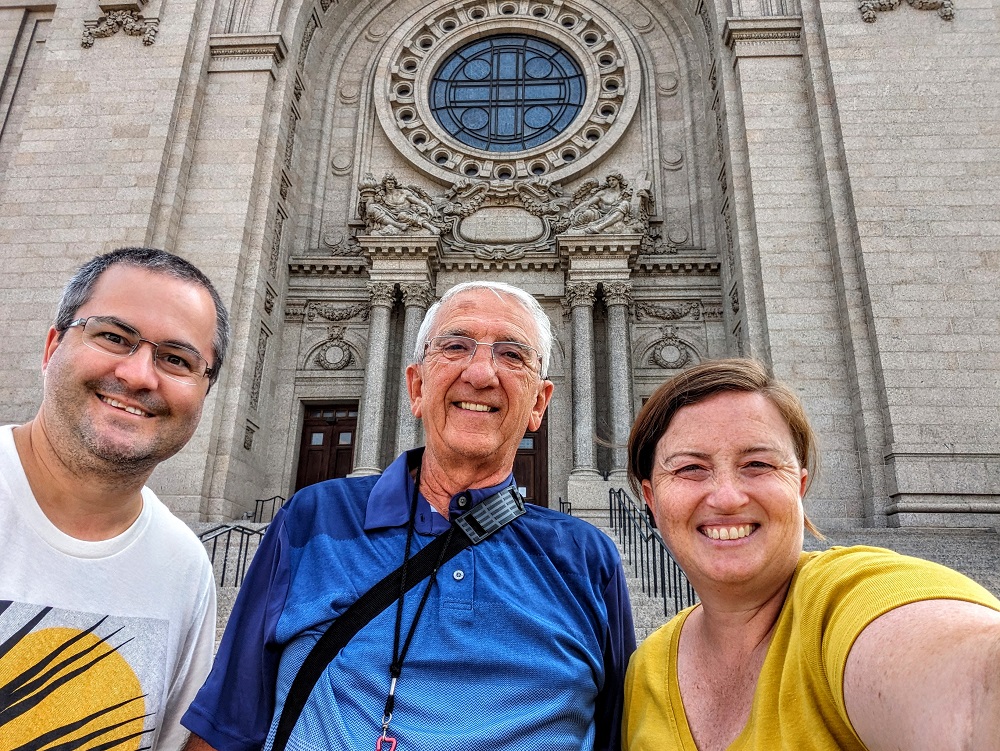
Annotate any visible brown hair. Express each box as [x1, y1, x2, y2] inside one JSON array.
[[627, 358, 822, 538]]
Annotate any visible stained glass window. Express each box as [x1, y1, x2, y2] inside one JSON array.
[[430, 35, 585, 153]]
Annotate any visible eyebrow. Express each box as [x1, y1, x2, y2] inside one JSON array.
[[660, 446, 787, 463], [437, 328, 531, 346], [97, 315, 207, 356]]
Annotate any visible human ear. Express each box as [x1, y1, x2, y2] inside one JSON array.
[[405, 363, 424, 418], [41, 327, 62, 371], [526, 379, 554, 431], [641, 480, 658, 523]]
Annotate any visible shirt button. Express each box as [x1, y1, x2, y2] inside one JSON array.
[[457, 495, 469, 509], [453, 570, 465, 581]]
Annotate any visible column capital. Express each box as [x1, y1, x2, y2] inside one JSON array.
[[565, 281, 598, 308], [603, 280, 633, 307], [367, 281, 396, 308], [400, 282, 434, 308]]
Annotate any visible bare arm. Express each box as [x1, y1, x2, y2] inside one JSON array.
[[183, 734, 219, 751], [844, 599, 1000, 751]]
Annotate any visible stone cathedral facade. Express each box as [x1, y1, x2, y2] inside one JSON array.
[[1, 0, 998, 529]]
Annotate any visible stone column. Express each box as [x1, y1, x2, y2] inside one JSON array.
[[351, 281, 395, 476], [396, 282, 433, 454], [566, 282, 601, 477], [604, 280, 634, 476]]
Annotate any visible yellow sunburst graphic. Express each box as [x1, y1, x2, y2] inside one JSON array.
[[0, 615, 149, 751]]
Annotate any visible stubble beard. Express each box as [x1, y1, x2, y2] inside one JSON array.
[[46, 366, 185, 480]]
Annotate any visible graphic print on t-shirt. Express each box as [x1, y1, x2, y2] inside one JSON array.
[[0, 600, 168, 751]]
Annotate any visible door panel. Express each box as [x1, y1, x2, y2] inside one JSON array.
[[295, 404, 358, 491], [514, 414, 548, 507]]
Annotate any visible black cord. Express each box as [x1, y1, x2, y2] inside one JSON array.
[[384, 465, 456, 720]]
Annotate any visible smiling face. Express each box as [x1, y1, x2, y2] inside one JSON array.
[[406, 289, 553, 487], [38, 264, 218, 478], [641, 390, 807, 598]]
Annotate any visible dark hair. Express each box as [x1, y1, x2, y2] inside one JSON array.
[[54, 247, 231, 386], [627, 358, 822, 538]]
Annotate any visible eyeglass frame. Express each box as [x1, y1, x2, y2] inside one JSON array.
[[63, 316, 216, 385], [421, 335, 542, 373]]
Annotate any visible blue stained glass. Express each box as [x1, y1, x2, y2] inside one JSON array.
[[429, 35, 586, 153]]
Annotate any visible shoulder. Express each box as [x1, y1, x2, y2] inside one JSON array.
[[519, 505, 622, 559], [142, 489, 214, 573], [787, 545, 1000, 681], [278, 475, 380, 544], [794, 545, 997, 604]]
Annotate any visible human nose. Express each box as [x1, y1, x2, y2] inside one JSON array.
[[705, 467, 750, 511], [461, 342, 500, 386], [113, 340, 161, 388]]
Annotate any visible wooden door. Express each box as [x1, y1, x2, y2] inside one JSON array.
[[513, 413, 548, 507], [295, 404, 358, 491]]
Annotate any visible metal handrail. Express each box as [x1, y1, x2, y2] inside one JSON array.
[[252, 495, 286, 523], [559, 496, 573, 515], [608, 487, 698, 617], [199, 523, 267, 588]]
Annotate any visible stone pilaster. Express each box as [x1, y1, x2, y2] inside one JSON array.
[[604, 280, 634, 476], [351, 281, 395, 476], [396, 282, 433, 454], [565, 281, 601, 477]]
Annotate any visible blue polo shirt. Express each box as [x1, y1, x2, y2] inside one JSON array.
[[182, 449, 635, 751]]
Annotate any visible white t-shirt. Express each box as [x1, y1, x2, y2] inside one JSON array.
[[0, 425, 216, 751]]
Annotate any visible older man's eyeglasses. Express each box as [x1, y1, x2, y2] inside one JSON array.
[[65, 316, 214, 386], [423, 336, 540, 373]]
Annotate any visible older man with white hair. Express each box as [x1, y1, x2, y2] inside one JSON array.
[[182, 281, 636, 751]]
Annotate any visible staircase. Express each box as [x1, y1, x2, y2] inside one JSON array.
[[194, 505, 1000, 647], [575, 507, 681, 642]]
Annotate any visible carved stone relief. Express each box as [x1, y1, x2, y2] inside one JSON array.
[[357, 172, 652, 262], [358, 173, 440, 236], [244, 422, 256, 450], [634, 300, 701, 321], [322, 232, 363, 256], [82, 8, 158, 47], [268, 208, 286, 278], [306, 301, 370, 322], [646, 326, 699, 370], [249, 325, 269, 412], [859, 0, 953, 22], [400, 283, 433, 309], [439, 178, 570, 261], [313, 326, 354, 370], [565, 281, 598, 308], [368, 281, 396, 308], [603, 281, 633, 308], [566, 173, 649, 235]]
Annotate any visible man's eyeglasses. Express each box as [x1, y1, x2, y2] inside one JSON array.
[[423, 335, 540, 373], [65, 316, 214, 386]]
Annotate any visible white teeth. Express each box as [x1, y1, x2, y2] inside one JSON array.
[[101, 396, 147, 417], [458, 402, 493, 412]]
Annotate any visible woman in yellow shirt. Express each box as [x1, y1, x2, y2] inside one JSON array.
[[623, 358, 1000, 751]]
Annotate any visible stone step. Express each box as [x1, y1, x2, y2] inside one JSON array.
[[198, 517, 1000, 648]]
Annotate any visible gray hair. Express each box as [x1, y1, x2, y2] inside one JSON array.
[[413, 281, 553, 378], [54, 247, 231, 387]]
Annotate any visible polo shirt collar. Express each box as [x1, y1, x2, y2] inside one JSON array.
[[364, 448, 516, 535]]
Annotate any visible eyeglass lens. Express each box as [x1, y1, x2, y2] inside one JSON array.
[[427, 336, 537, 371], [76, 317, 208, 383]]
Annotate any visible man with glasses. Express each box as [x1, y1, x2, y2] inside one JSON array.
[[0, 247, 230, 751], [183, 281, 636, 751]]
